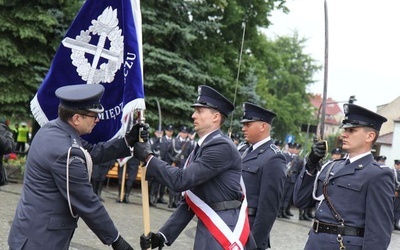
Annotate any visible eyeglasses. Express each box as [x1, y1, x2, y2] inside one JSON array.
[[81, 113, 99, 120]]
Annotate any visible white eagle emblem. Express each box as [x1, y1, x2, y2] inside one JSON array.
[[62, 7, 124, 84]]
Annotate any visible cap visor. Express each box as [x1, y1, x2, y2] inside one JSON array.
[[88, 105, 104, 113], [340, 123, 364, 129], [191, 103, 212, 108], [240, 118, 255, 123]]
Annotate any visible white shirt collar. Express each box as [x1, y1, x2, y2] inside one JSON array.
[[348, 151, 371, 163], [251, 136, 271, 150], [197, 129, 218, 146]]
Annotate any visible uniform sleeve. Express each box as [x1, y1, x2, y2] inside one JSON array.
[[52, 147, 119, 245], [362, 169, 394, 249], [83, 137, 131, 164], [159, 200, 195, 245], [293, 167, 317, 209], [252, 154, 286, 247], [146, 140, 233, 192]]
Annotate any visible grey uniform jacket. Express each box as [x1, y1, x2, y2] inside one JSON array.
[[8, 118, 131, 250], [146, 129, 256, 249], [293, 154, 395, 250], [242, 140, 286, 249], [0, 123, 16, 157]]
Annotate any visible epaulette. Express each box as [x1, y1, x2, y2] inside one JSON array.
[[333, 158, 345, 162], [373, 161, 390, 169], [212, 134, 222, 139], [270, 144, 281, 154]]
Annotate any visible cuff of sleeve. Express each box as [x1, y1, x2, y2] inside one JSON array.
[[158, 231, 168, 244], [113, 233, 120, 243], [145, 155, 154, 167]]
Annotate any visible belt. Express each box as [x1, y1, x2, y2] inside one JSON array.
[[248, 207, 257, 216], [209, 200, 242, 211], [313, 220, 364, 237]]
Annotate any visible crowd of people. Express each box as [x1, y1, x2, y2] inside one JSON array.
[[2, 84, 400, 250]]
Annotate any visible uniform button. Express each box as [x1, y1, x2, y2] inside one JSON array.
[[62, 223, 65, 227]]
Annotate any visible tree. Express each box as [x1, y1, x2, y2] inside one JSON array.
[[141, 0, 207, 129], [1, 0, 321, 144], [0, 0, 82, 119], [257, 33, 322, 141]]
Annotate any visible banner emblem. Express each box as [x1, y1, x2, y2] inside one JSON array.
[[62, 7, 124, 84]]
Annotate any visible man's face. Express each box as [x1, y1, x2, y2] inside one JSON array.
[[395, 163, 400, 170], [76, 112, 99, 135], [331, 153, 341, 160], [179, 132, 189, 139], [154, 130, 163, 138], [241, 121, 265, 145], [192, 107, 219, 137], [165, 130, 173, 137], [341, 127, 375, 154]]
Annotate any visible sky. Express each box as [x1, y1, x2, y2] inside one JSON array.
[[265, 0, 400, 112]]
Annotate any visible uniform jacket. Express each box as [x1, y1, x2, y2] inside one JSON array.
[[0, 123, 16, 165], [170, 137, 193, 168], [293, 154, 395, 250], [8, 118, 131, 250], [160, 135, 173, 163], [146, 129, 256, 249], [242, 140, 286, 249], [286, 154, 303, 183]]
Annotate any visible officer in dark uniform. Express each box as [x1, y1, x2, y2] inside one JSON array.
[[156, 124, 174, 204], [273, 139, 283, 150], [168, 125, 193, 208], [148, 129, 163, 206], [330, 147, 343, 161], [8, 84, 147, 250], [278, 142, 297, 219], [375, 155, 387, 164], [240, 102, 287, 249], [231, 132, 241, 146], [0, 117, 16, 186], [294, 103, 393, 250], [92, 159, 116, 202], [116, 156, 139, 204], [135, 85, 257, 250], [394, 159, 400, 230]]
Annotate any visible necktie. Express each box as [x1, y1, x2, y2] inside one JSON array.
[[193, 143, 199, 156], [344, 159, 350, 166], [241, 146, 253, 159]]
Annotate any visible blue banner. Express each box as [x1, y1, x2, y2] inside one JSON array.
[[31, 0, 145, 143]]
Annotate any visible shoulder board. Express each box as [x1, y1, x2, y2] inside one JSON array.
[[212, 134, 222, 139], [270, 144, 281, 154], [333, 158, 345, 162], [372, 161, 390, 169]]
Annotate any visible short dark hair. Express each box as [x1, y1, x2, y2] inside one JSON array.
[[363, 127, 379, 144], [58, 104, 93, 122], [209, 108, 226, 125]]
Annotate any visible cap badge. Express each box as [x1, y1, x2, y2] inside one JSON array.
[[343, 104, 349, 114]]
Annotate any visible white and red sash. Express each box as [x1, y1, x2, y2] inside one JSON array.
[[185, 178, 250, 250]]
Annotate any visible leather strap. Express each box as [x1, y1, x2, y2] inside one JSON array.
[[313, 220, 364, 237], [209, 200, 242, 212]]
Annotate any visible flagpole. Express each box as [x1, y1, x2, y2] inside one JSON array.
[[139, 109, 151, 236], [119, 163, 127, 202]]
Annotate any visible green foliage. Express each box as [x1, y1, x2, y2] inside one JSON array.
[[0, 0, 322, 144], [0, 0, 82, 120]]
